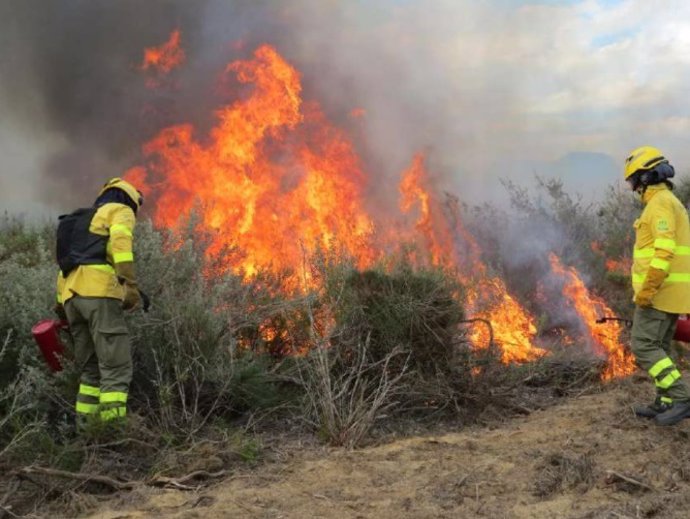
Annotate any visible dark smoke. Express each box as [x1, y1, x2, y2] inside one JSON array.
[[0, 0, 462, 214], [0, 0, 214, 210]]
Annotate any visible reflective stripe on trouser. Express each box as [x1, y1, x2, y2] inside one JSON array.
[[631, 306, 690, 401], [648, 357, 682, 391], [99, 391, 128, 421], [75, 383, 100, 415]]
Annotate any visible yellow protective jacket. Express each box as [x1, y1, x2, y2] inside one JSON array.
[[57, 203, 136, 304], [632, 184, 690, 314]]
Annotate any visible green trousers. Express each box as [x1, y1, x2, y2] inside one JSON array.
[[631, 306, 690, 402], [65, 296, 132, 421]]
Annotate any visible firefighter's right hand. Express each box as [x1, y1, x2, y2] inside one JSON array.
[[122, 283, 142, 311], [53, 303, 67, 321]]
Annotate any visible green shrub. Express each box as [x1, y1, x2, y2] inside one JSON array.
[[125, 219, 299, 438], [327, 263, 463, 375]]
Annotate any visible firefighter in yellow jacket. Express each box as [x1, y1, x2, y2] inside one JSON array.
[[55, 178, 143, 425], [625, 146, 690, 425]]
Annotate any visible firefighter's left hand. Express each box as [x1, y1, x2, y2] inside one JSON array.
[[635, 267, 666, 308], [122, 283, 142, 312], [53, 303, 67, 321], [634, 291, 654, 308]]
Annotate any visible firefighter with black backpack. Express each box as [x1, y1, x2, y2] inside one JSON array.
[[55, 177, 144, 427]]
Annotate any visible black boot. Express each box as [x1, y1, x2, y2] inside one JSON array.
[[633, 396, 672, 418], [655, 400, 690, 426]]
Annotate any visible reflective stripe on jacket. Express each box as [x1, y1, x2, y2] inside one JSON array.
[[632, 184, 690, 314], [57, 203, 136, 304]]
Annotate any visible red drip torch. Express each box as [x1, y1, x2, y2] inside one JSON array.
[[675, 316, 690, 342], [31, 319, 68, 372], [596, 315, 690, 343]]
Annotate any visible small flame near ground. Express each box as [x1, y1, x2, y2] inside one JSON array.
[[399, 155, 545, 364], [547, 253, 636, 380], [606, 258, 632, 275], [592, 241, 632, 275], [127, 37, 630, 380]]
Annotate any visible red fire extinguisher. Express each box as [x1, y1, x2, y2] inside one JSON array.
[[675, 316, 690, 343], [31, 319, 68, 372]]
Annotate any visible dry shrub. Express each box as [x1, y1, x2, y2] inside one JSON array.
[[521, 349, 606, 392], [299, 332, 409, 448], [532, 450, 595, 498]]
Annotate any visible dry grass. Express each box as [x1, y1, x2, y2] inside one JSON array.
[[532, 450, 596, 498]]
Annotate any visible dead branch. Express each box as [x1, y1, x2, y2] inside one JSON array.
[[66, 437, 158, 452], [149, 469, 231, 488], [605, 470, 654, 492], [14, 466, 137, 491], [11, 465, 232, 494], [0, 506, 18, 519], [0, 478, 20, 519]]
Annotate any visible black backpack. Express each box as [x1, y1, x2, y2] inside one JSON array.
[[56, 208, 108, 277]]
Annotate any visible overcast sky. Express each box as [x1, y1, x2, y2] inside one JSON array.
[[1, 0, 689, 215]]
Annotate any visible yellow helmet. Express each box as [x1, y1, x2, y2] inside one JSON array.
[[624, 146, 667, 180], [98, 177, 143, 210]]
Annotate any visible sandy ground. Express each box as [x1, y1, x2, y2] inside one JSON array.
[[84, 381, 690, 519]]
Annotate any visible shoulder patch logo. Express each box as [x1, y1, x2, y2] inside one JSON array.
[[657, 219, 670, 231]]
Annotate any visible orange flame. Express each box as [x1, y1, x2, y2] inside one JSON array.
[[592, 240, 632, 275], [399, 155, 454, 268], [399, 155, 544, 363], [128, 42, 629, 377], [129, 45, 375, 288], [140, 29, 186, 87], [547, 253, 635, 380], [606, 257, 632, 274], [350, 108, 366, 119]]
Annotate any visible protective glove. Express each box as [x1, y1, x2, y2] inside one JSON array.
[[115, 261, 141, 311], [53, 303, 67, 321], [634, 267, 667, 308], [123, 283, 142, 311]]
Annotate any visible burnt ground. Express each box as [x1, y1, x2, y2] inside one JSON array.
[[77, 376, 690, 519]]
